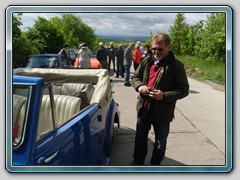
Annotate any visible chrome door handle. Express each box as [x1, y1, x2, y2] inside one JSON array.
[[38, 150, 59, 164]]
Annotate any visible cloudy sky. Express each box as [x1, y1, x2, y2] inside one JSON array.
[[20, 12, 209, 36]]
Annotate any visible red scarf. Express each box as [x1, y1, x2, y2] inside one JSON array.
[[141, 62, 162, 117]]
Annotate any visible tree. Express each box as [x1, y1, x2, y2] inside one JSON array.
[[145, 31, 153, 48], [186, 26, 196, 56], [193, 13, 226, 61], [193, 20, 208, 59], [25, 17, 65, 54], [169, 13, 189, 55], [50, 14, 97, 51], [12, 14, 36, 68], [202, 13, 226, 61]]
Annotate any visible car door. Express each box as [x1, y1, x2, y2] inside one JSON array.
[[33, 103, 107, 165], [59, 56, 69, 68]]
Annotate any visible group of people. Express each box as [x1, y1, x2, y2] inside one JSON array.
[[96, 41, 120, 72], [95, 40, 153, 87], [58, 40, 152, 79], [59, 32, 189, 166], [117, 41, 152, 87], [59, 43, 92, 68]]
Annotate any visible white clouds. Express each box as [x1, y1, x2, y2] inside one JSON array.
[[185, 13, 209, 25], [149, 23, 170, 33], [20, 13, 61, 31], [19, 12, 209, 36]]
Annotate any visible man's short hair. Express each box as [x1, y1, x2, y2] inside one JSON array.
[[152, 33, 171, 46], [99, 42, 104, 47], [63, 43, 69, 48], [129, 42, 135, 48], [136, 41, 141, 45]]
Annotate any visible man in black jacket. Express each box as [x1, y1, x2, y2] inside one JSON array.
[[114, 44, 125, 78], [132, 32, 189, 165], [96, 42, 109, 69]]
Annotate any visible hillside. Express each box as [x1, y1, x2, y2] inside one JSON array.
[[98, 35, 149, 42]]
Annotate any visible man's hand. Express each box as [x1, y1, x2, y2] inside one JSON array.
[[148, 89, 164, 101], [138, 85, 150, 96]]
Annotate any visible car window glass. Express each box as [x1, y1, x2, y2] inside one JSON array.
[[49, 57, 59, 68], [12, 85, 30, 148], [36, 86, 54, 141], [28, 56, 49, 68], [68, 49, 74, 54]]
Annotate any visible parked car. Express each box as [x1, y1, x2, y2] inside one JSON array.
[[90, 56, 101, 69], [11, 68, 120, 166], [26, 54, 72, 68], [74, 54, 101, 69]]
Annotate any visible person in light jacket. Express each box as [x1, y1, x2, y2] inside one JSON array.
[[78, 43, 92, 69]]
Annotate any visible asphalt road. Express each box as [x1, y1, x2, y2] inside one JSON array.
[[107, 67, 226, 167]]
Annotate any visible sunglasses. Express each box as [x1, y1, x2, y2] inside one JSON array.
[[152, 47, 164, 52]]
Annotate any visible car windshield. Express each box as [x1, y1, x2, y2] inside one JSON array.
[[12, 84, 31, 148], [68, 49, 76, 55], [27, 55, 60, 68]]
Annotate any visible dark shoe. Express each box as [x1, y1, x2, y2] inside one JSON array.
[[124, 82, 132, 86]]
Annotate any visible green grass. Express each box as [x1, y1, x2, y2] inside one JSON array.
[[176, 55, 225, 85]]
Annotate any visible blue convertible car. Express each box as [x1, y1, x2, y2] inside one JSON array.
[[11, 68, 120, 167]]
